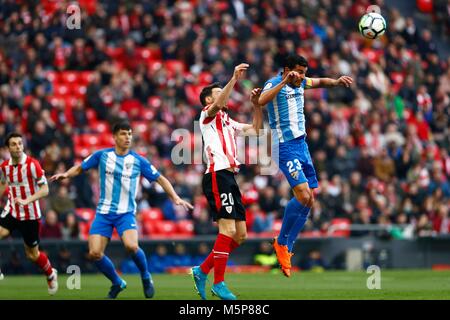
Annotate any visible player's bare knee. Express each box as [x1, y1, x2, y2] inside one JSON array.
[[236, 232, 247, 244], [125, 244, 139, 254], [294, 190, 312, 207], [88, 250, 103, 261], [26, 251, 39, 261]]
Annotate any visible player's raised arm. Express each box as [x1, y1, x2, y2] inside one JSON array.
[[258, 71, 301, 106], [305, 76, 353, 89], [156, 175, 194, 211], [207, 63, 249, 117], [238, 88, 264, 136], [49, 164, 83, 182]]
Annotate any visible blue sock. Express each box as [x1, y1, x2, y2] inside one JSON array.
[[95, 255, 122, 285], [278, 197, 305, 246], [287, 205, 311, 252], [131, 248, 150, 280]]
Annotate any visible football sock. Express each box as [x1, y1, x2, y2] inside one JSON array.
[[131, 248, 150, 280], [94, 255, 122, 285], [278, 197, 306, 246], [213, 233, 233, 284], [287, 205, 311, 252], [35, 252, 53, 277], [200, 238, 239, 274]]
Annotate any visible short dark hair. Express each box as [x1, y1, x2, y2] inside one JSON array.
[[199, 82, 222, 107], [5, 132, 22, 147], [283, 54, 308, 70], [112, 121, 132, 134]]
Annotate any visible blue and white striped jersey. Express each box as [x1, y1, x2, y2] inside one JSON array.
[[81, 148, 161, 215], [262, 73, 313, 143]]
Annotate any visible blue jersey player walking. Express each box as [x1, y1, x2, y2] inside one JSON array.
[[258, 55, 353, 277], [50, 121, 193, 298]]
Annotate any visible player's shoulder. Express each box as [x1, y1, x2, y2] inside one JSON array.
[[95, 147, 115, 157], [26, 155, 41, 166], [0, 159, 8, 168], [263, 73, 283, 90], [129, 150, 147, 163]]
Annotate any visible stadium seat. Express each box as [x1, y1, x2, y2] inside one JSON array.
[[272, 219, 283, 233], [176, 220, 194, 236], [53, 84, 70, 97], [154, 220, 177, 236], [85, 108, 98, 122], [92, 121, 110, 134], [79, 71, 94, 85], [70, 83, 87, 98], [45, 70, 60, 83], [143, 220, 156, 236], [148, 96, 162, 109], [328, 218, 351, 237], [100, 134, 115, 147], [140, 208, 164, 222], [132, 121, 148, 137], [74, 145, 90, 158], [164, 59, 186, 78], [80, 134, 101, 147], [61, 71, 79, 84], [75, 208, 95, 222]]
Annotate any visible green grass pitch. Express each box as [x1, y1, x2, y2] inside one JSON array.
[[0, 269, 449, 300]]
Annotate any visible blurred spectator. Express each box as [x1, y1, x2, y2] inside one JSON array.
[[191, 242, 210, 266], [172, 243, 192, 267], [254, 241, 278, 271], [56, 246, 72, 272], [40, 210, 63, 239], [49, 185, 76, 217], [193, 209, 218, 235], [148, 244, 171, 274], [299, 250, 328, 272], [61, 213, 81, 240]]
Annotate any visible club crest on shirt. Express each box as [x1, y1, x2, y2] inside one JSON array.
[[290, 170, 299, 180], [125, 162, 132, 170], [225, 206, 233, 214]]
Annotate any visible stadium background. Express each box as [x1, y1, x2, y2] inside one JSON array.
[[0, 0, 449, 277]]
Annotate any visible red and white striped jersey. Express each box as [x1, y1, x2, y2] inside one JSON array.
[[199, 106, 247, 174], [0, 153, 47, 221]]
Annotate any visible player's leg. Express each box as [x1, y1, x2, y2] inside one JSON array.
[[120, 216, 154, 299], [0, 215, 13, 280], [286, 139, 318, 253], [89, 214, 126, 298], [21, 219, 58, 295], [0, 225, 10, 280]]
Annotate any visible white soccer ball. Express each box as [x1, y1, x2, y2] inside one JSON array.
[[358, 12, 387, 39]]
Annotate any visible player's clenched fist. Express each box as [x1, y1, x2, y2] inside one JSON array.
[[251, 88, 262, 106]]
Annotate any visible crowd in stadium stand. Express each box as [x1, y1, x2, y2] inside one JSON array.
[[0, 0, 449, 243]]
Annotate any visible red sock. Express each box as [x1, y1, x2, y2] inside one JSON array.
[[212, 233, 233, 284], [35, 252, 53, 277], [200, 238, 240, 274]]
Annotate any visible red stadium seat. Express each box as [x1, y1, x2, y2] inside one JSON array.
[[140, 208, 164, 222], [74, 145, 90, 158], [328, 218, 351, 237], [272, 219, 283, 233], [143, 220, 156, 236], [177, 220, 194, 236], [80, 71, 94, 85], [46, 71, 60, 83], [132, 121, 148, 137], [198, 72, 213, 85], [92, 121, 110, 134], [148, 96, 162, 109], [86, 108, 98, 122], [154, 220, 177, 235], [80, 134, 101, 147], [75, 208, 95, 222], [79, 221, 90, 240], [53, 84, 70, 97], [164, 59, 186, 78], [61, 71, 79, 84], [70, 83, 87, 98]]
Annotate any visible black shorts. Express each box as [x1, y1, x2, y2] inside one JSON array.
[[202, 169, 246, 221], [0, 212, 41, 247]]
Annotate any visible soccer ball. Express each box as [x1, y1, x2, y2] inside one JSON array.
[[358, 12, 386, 39]]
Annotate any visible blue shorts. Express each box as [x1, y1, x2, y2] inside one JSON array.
[[278, 136, 318, 189], [89, 212, 137, 238]]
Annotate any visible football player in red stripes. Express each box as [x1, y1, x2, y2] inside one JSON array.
[[0, 132, 58, 295]]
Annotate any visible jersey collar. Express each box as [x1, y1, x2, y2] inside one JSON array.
[[9, 153, 27, 165]]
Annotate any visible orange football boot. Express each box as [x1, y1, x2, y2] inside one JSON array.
[[273, 237, 292, 277]]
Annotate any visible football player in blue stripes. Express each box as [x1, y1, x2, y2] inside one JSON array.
[[258, 54, 353, 277], [50, 121, 193, 298]]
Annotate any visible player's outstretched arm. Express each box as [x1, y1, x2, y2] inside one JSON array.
[[207, 63, 249, 118], [15, 183, 49, 206], [306, 76, 353, 89], [258, 71, 300, 106], [156, 175, 194, 211], [240, 88, 264, 136], [49, 164, 83, 182]]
